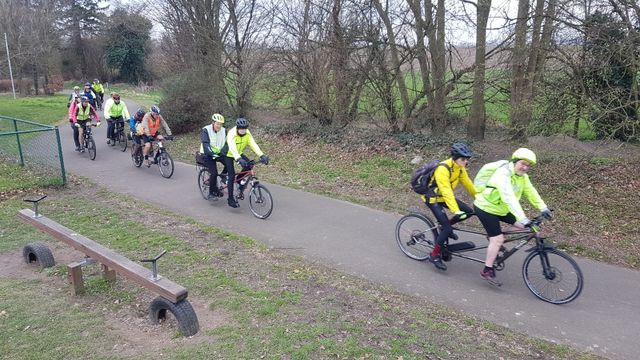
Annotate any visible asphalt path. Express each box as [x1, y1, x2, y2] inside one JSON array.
[[56, 106, 639, 359]]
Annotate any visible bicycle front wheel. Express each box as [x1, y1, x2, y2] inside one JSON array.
[[249, 184, 273, 219], [118, 130, 127, 152], [133, 146, 143, 167], [395, 213, 438, 261], [158, 152, 174, 178], [197, 168, 211, 200], [522, 248, 584, 304], [87, 138, 96, 160]]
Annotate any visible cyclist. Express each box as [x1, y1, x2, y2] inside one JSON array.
[[91, 78, 105, 109], [103, 93, 130, 146], [424, 143, 477, 271], [221, 117, 269, 208], [128, 107, 146, 155], [67, 86, 81, 108], [69, 96, 100, 152], [199, 113, 227, 199], [81, 82, 97, 108], [141, 105, 173, 167], [473, 148, 552, 285]]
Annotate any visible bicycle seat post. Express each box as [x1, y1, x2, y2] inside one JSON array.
[[23, 195, 47, 218]]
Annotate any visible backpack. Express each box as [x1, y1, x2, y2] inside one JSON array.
[[473, 160, 510, 193], [410, 160, 451, 195]]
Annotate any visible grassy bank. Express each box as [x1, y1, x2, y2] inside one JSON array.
[[0, 165, 600, 359], [0, 95, 68, 126]]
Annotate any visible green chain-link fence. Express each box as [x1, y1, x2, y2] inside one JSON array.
[[0, 115, 66, 185]]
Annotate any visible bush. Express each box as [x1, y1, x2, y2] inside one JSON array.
[[158, 69, 218, 134]]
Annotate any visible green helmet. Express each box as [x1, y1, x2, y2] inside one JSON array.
[[512, 148, 537, 165]]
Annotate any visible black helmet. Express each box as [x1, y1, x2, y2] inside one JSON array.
[[136, 108, 145, 117], [236, 117, 249, 129], [451, 142, 473, 158]]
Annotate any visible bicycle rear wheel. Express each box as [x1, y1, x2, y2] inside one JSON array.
[[87, 138, 96, 160], [197, 168, 211, 200], [132, 146, 143, 167], [522, 248, 584, 304], [158, 152, 174, 178], [118, 130, 127, 152], [395, 213, 438, 261], [249, 184, 273, 219]]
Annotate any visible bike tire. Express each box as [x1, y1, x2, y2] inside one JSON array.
[[522, 248, 584, 304], [197, 168, 211, 200], [249, 184, 273, 219], [158, 152, 174, 178], [395, 213, 438, 261], [133, 146, 143, 167], [87, 138, 96, 160], [118, 130, 128, 152]]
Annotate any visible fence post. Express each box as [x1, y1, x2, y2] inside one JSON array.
[[54, 127, 67, 184], [13, 119, 24, 166]]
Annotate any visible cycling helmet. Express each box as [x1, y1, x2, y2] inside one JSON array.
[[136, 108, 146, 117], [80, 96, 89, 102], [236, 117, 248, 129], [211, 113, 225, 124], [93, 78, 99, 83], [73, 86, 80, 91], [84, 82, 91, 86], [451, 142, 473, 158], [512, 148, 537, 165], [112, 93, 120, 100], [150, 105, 160, 114]]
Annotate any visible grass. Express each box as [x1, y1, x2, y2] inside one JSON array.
[[0, 164, 601, 359], [105, 83, 161, 108], [0, 95, 68, 126]]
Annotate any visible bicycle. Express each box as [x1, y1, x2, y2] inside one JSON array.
[[111, 119, 127, 152], [78, 122, 98, 161], [395, 211, 584, 304], [196, 156, 273, 219], [131, 135, 175, 178]]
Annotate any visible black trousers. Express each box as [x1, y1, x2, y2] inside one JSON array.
[[107, 116, 124, 140], [203, 156, 226, 195], [70, 123, 80, 147], [223, 155, 249, 201], [426, 198, 473, 246]]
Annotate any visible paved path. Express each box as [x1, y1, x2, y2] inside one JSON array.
[[57, 105, 639, 359]]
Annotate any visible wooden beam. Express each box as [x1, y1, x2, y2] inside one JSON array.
[[18, 209, 188, 303]]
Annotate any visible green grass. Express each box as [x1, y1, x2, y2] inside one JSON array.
[[0, 162, 63, 192], [105, 83, 161, 108], [0, 95, 68, 126]]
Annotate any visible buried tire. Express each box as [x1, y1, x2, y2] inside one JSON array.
[[149, 297, 199, 336], [22, 242, 55, 268]]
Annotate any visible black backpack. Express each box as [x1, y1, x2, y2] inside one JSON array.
[[410, 160, 451, 195]]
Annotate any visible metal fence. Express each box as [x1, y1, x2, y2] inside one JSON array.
[[0, 115, 66, 185]]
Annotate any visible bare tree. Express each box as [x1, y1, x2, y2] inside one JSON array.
[[467, 0, 492, 140]]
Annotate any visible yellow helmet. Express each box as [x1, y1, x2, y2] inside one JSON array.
[[211, 113, 225, 124], [512, 148, 537, 165]]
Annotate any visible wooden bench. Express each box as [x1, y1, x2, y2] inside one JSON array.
[[17, 208, 199, 336]]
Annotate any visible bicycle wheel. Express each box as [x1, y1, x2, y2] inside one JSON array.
[[87, 138, 96, 160], [522, 248, 584, 304], [158, 152, 174, 178], [249, 184, 273, 219], [118, 130, 128, 152], [133, 146, 143, 167], [395, 213, 438, 260], [197, 168, 211, 200]]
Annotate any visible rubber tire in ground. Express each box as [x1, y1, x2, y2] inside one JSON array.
[[87, 138, 96, 160], [149, 297, 199, 337], [118, 131, 128, 152], [522, 248, 584, 304], [158, 152, 174, 178], [248, 184, 274, 219], [197, 168, 211, 200], [395, 213, 438, 261], [22, 242, 55, 268]]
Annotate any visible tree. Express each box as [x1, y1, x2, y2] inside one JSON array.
[[467, 0, 492, 140], [60, 0, 106, 78], [104, 9, 152, 83]]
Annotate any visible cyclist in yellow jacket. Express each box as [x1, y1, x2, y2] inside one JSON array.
[[474, 148, 552, 285], [221, 118, 269, 208], [424, 143, 477, 271]]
